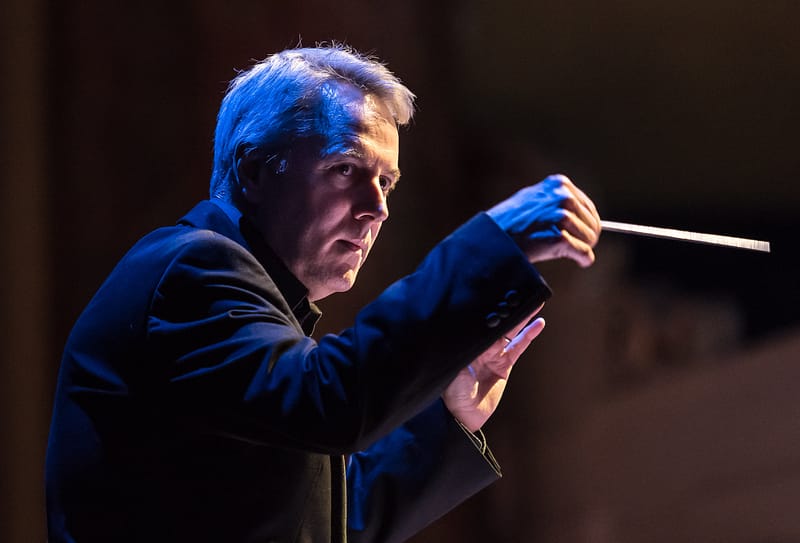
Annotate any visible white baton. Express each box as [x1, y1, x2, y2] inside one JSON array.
[[600, 220, 771, 253]]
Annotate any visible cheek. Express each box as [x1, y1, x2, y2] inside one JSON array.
[[313, 195, 354, 227], [312, 209, 346, 236], [300, 203, 349, 246], [367, 223, 383, 250]]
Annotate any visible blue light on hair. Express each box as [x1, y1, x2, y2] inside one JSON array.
[[209, 45, 415, 201]]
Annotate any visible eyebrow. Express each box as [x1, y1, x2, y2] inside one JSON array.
[[338, 148, 402, 181]]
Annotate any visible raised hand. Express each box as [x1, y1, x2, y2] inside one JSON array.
[[442, 306, 546, 432], [487, 174, 601, 267]]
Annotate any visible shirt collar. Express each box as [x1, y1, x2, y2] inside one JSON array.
[[206, 199, 322, 335]]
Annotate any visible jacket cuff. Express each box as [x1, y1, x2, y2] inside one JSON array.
[[453, 417, 502, 477]]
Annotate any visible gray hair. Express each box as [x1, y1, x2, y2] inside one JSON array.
[[209, 45, 416, 200]]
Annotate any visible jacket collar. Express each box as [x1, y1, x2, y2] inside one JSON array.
[[177, 200, 321, 335]]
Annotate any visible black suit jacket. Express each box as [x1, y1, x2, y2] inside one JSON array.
[[45, 200, 551, 542]]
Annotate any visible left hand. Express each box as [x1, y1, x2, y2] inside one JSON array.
[[442, 306, 546, 432]]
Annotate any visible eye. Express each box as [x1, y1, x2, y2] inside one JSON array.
[[378, 176, 394, 193], [335, 163, 354, 176]]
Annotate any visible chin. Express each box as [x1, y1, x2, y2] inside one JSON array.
[[310, 273, 358, 302], [335, 275, 358, 293]]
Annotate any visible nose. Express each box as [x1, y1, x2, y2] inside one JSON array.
[[353, 177, 389, 222]]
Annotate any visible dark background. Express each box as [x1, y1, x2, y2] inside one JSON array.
[[2, 1, 798, 541]]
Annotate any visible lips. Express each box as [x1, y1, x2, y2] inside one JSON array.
[[340, 239, 367, 253]]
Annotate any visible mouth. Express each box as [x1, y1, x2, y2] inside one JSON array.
[[339, 239, 367, 253]]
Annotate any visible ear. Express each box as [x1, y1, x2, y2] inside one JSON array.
[[235, 147, 266, 205]]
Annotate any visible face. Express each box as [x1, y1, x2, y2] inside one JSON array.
[[249, 84, 400, 301]]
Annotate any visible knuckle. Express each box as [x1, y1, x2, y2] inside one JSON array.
[[549, 173, 572, 187]]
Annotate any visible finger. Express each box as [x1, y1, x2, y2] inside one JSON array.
[[558, 208, 600, 247], [550, 174, 601, 235], [529, 229, 596, 267], [570, 182, 601, 230], [565, 197, 601, 242], [505, 304, 544, 338], [490, 317, 546, 377], [505, 316, 546, 354], [563, 177, 601, 231], [482, 305, 545, 361], [559, 229, 596, 267], [558, 188, 601, 243]]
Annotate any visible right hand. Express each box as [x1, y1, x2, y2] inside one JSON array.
[[487, 174, 601, 267]]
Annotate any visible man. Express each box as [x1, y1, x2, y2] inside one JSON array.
[[46, 45, 601, 542]]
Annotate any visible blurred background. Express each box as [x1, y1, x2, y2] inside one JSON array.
[[2, 0, 798, 541]]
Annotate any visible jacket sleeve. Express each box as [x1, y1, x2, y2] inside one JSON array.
[[347, 399, 501, 543], [146, 212, 551, 454]]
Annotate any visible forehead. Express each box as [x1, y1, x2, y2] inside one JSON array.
[[317, 82, 398, 157]]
